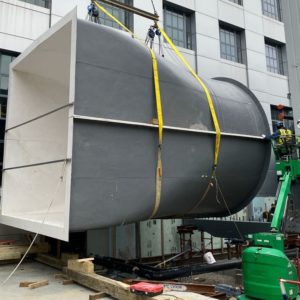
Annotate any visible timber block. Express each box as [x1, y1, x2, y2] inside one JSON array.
[[61, 253, 79, 265], [68, 258, 95, 274]]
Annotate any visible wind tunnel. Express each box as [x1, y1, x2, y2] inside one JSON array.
[[0, 10, 271, 241]]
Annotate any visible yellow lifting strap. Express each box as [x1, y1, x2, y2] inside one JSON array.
[[150, 48, 164, 145], [149, 48, 164, 219], [94, 1, 164, 218], [157, 25, 221, 169]]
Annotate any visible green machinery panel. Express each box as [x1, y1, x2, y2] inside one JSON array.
[[242, 247, 298, 300]]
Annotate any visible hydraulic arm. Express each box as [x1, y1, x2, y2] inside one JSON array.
[[271, 171, 292, 232]]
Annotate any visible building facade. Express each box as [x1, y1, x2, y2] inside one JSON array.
[[0, 0, 295, 257], [282, 0, 300, 134]]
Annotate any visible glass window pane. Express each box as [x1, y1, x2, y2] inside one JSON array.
[[166, 13, 172, 26], [0, 77, 8, 90], [19, 0, 48, 8], [219, 26, 243, 63], [262, 0, 281, 21], [163, 5, 193, 49], [99, 0, 132, 30], [228, 0, 243, 4], [178, 30, 184, 41], [0, 55, 12, 75], [265, 41, 284, 74], [178, 16, 184, 29]]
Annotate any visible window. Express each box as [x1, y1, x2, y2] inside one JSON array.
[[219, 24, 243, 63], [228, 0, 243, 5], [19, 0, 50, 8], [262, 0, 281, 21], [0, 51, 18, 118], [0, 51, 19, 185], [163, 4, 193, 49], [99, 0, 133, 31], [265, 40, 284, 75], [0, 54, 16, 95]]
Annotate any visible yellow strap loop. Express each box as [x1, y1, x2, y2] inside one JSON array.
[[149, 48, 163, 218], [94, 1, 163, 218], [157, 25, 221, 168]]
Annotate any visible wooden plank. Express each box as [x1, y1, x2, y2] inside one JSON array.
[[36, 254, 64, 270], [0, 251, 21, 260], [54, 273, 68, 279], [65, 268, 186, 300], [62, 279, 74, 285], [76, 258, 94, 262], [68, 259, 94, 274], [61, 253, 79, 265], [0, 242, 50, 261], [89, 292, 108, 300], [19, 281, 36, 287], [28, 280, 49, 289]]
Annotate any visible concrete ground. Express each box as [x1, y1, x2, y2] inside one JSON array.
[[0, 261, 111, 300], [0, 261, 216, 300]]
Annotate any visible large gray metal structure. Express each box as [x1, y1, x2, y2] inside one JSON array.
[[0, 11, 270, 241]]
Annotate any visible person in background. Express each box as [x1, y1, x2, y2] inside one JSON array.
[[270, 121, 292, 158]]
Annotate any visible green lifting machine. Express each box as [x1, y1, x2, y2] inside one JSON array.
[[239, 141, 300, 300]]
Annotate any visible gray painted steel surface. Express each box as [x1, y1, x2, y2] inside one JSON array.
[[70, 20, 270, 230], [0, 14, 271, 239]]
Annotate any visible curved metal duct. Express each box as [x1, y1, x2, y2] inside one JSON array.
[[0, 11, 270, 240]]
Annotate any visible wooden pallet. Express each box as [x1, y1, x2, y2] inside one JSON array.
[[64, 258, 215, 300]]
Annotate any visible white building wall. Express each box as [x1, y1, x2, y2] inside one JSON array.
[[0, 0, 49, 52], [0, 0, 291, 256], [0, 0, 290, 111]]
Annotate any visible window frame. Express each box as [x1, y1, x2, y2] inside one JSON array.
[[261, 0, 282, 21], [265, 39, 284, 75], [18, 0, 50, 9], [219, 23, 243, 64], [0, 51, 18, 96], [228, 0, 243, 5], [163, 3, 193, 50], [98, 0, 133, 31]]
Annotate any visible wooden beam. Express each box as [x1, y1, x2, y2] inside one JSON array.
[[36, 254, 64, 270], [89, 292, 108, 300], [54, 273, 69, 279], [62, 279, 74, 285], [36, 253, 79, 270], [0, 242, 49, 261], [68, 259, 94, 274], [76, 257, 94, 263], [66, 260, 186, 300], [61, 253, 79, 264], [28, 280, 49, 289], [19, 281, 36, 287]]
